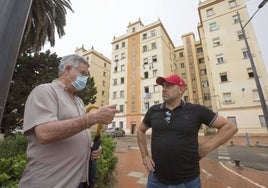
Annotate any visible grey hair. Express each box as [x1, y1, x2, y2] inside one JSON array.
[[58, 54, 89, 76]]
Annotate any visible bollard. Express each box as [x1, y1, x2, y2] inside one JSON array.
[[234, 159, 241, 168], [245, 132, 250, 145]]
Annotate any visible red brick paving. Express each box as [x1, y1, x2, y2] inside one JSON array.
[[114, 134, 268, 188]]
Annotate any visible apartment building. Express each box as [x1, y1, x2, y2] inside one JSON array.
[[174, 33, 212, 134], [107, 0, 268, 134], [75, 46, 111, 107], [198, 0, 268, 133], [109, 19, 175, 134]]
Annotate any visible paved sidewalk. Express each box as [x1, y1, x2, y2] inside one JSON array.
[[114, 134, 268, 188]]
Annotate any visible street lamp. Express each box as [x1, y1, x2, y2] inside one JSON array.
[[236, 0, 268, 130]]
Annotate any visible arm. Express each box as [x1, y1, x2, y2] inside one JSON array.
[[199, 115, 238, 158], [137, 122, 155, 173], [35, 105, 118, 144]]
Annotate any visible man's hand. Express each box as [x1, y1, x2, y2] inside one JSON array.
[[142, 155, 155, 173], [91, 146, 102, 160]]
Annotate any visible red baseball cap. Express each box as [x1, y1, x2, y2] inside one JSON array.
[[156, 74, 186, 86]]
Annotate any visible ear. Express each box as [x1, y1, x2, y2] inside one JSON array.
[[64, 65, 72, 74], [179, 86, 186, 94]]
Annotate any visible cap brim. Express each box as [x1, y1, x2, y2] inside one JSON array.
[[156, 77, 166, 85]]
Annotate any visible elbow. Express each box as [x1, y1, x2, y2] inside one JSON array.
[[34, 126, 52, 144]]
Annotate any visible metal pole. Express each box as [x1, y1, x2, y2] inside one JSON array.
[[237, 11, 268, 130], [0, 0, 33, 129]]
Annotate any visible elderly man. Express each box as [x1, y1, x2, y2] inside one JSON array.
[[19, 54, 118, 188]]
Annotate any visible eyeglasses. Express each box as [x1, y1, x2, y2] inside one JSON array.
[[164, 111, 171, 125], [72, 66, 89, 77]]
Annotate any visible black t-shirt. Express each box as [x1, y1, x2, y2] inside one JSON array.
[[143, 101, 217, 185]]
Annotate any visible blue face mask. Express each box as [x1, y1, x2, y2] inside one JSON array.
[[72, 75, 88, 91]]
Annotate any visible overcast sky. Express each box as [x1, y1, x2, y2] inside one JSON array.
[[43, 0, 268, 71]]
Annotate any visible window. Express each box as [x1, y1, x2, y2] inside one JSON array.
[[121, 65, 125, 71], [121, 77, 124, 84], [122, 42, 125, 48], [151, 42, 157, 49], [181, 73, 186, 79], [213, 37, 221, 47], [143, 58, 148, 65], [144, 72, 149, 79], [115, 44, 119, 50], [102, 90, 105, 96], [200, 69, 207, 75], [229, 0, 237, 8], [227, 116, 237, 125], [119, 105, 124, 112], [113, 91, 117, 98], [220, 72, 228, 82], [144, 86, 149, 93], [113, 79, 117, 85], [204, 93, 211, 100], [202, 81, 209, 87], [243, 50, 249, 58], [143, 33, 147, 40], [199, 58, 205, 64], [217, 56, 224, 64], [253, 90, 259, 101], [181, 63, 185, 68], [153, 85, 159, 92], [143, 45, 147, 52], [209, 22, 217, 31], [153, 70, 158, 77], [247, 68, 254, 78], [152, 55, 157, 62], [132, 27, 135, 33], [206, 8, 214, 17], [237, 31, 244, 40], [103, 72, 106, 77], [121, 53, 125, 59], [197, 47, 203, 53], [119, 121, 123, 128], [151, 30, 156, 37], [120, 90, 124, 98], [144, 102, 149, 110], [233, 14, 239, 24], [102, 81, 105, 86], [115, 55, 119, 62], [112, 122, 116, 127], [179, 52, 184, 57], [223, 92, 232, 103]]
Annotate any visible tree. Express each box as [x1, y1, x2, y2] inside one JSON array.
[[2, 51, 97, 135], [20, 0, 73, 54]]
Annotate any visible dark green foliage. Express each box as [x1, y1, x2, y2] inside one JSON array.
[[95, 135, 118, 188], [20, 0, 74, 54], [0, 134, 117, 188], [1, 50, 60, 135], [77, 76, 97, 105], [0, 134, 27, 187]]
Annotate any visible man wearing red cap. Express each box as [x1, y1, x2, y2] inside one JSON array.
[[137, 74, 238, 188]]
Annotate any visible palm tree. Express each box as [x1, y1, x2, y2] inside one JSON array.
[[20, 0, 73, 54]]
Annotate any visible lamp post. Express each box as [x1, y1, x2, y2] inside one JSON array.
[[237, 0, 268, 130]]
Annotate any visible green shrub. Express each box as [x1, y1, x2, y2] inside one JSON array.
[[0, 134, 27, 188], [95, 134, 118, 188], [0, 133, 117, 188]]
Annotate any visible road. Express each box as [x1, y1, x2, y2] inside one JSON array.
[[113, 135, 268, 188], [115, 135, 268, 171]]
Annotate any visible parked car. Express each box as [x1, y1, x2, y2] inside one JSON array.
[[105, 127, 125, 137]]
